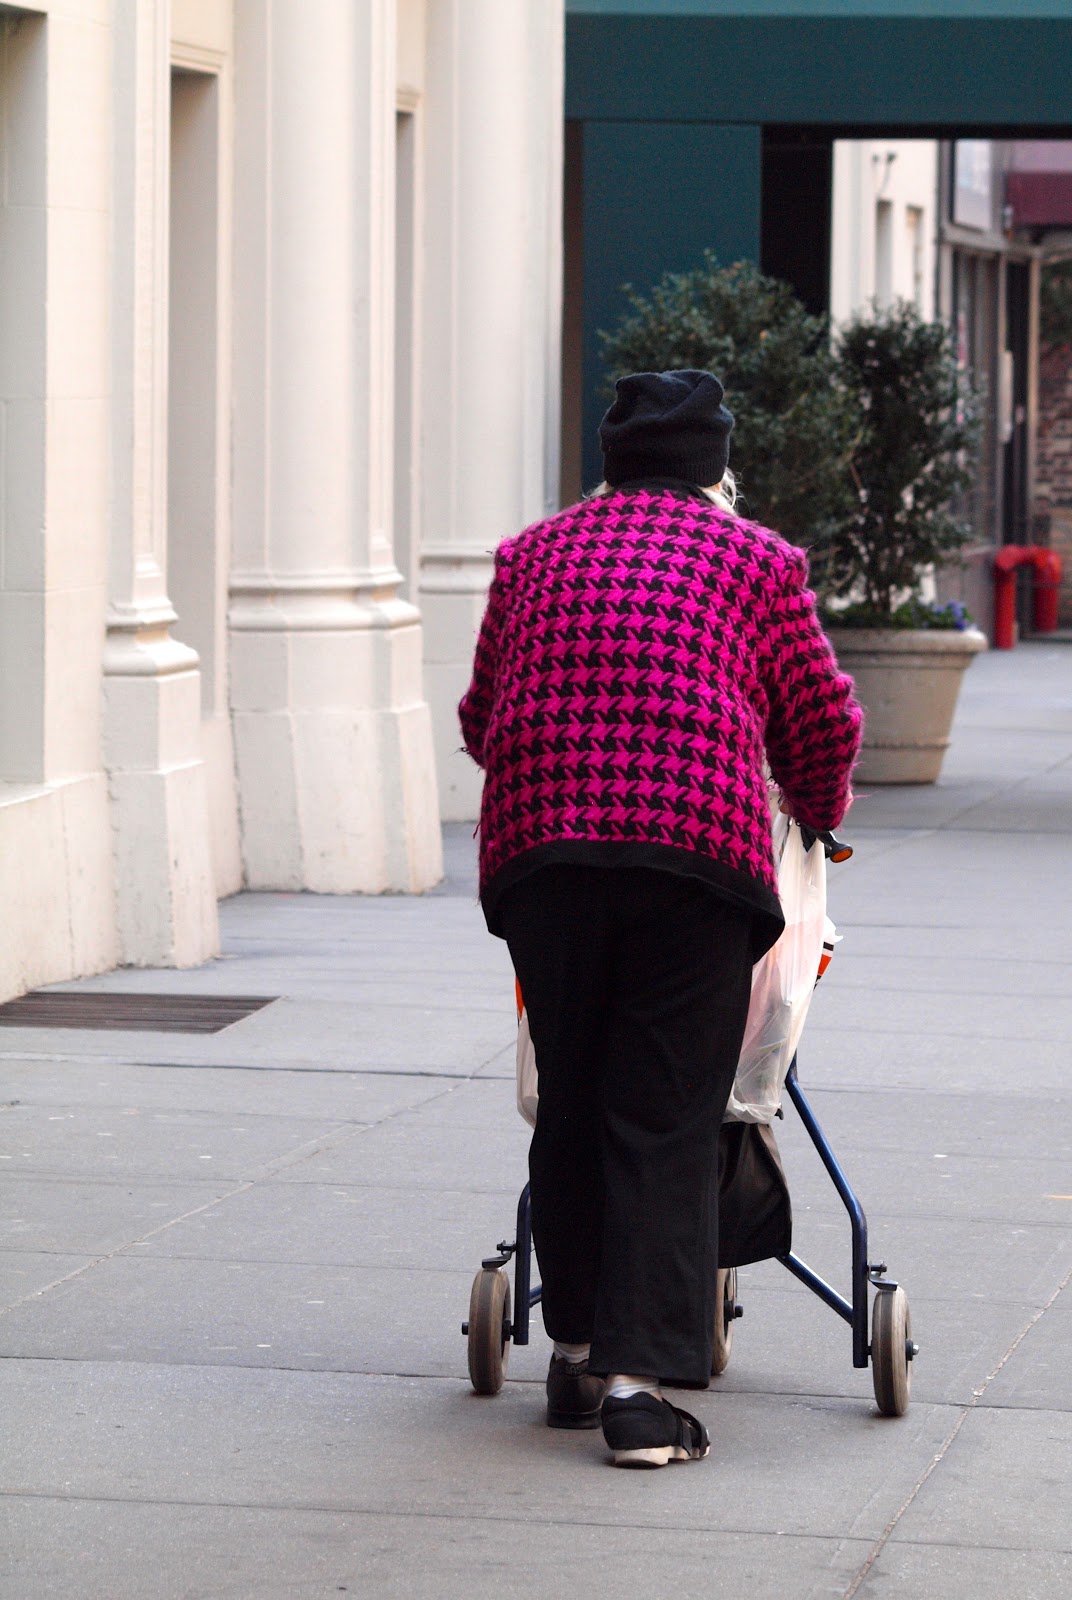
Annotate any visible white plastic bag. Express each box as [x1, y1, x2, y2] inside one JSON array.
[[516, 1005, 538, 1129], [724, 814, 828, 1124], [515, 815, 830, 1130]]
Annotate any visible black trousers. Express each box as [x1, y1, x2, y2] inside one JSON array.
[[500, 865, 753, 1385]]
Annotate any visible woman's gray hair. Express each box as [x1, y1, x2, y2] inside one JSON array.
[[705, 468, 737, 513], [589, 468, 737, 513]]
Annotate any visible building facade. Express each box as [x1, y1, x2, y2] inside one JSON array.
[[830, 140, 938, 325], [1009, 142, 1072, 624], [832, 135, 1050, 631], [0, 0, 565, 1001]]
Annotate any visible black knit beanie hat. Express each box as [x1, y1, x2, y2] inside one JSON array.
[[598, 369, 734, 487]]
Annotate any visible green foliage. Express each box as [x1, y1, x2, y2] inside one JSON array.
[[831, 303, 981, 620], [1040, 259, 1072, 351], [599, 261, 981, 624], [598, 256, 859, 577]]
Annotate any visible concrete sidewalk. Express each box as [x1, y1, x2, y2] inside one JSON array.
[[1, 641, 1070, 1599]]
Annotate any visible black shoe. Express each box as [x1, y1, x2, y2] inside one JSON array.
[[600, 1392, 711, 1468], [546, 1355, 605, 1430]]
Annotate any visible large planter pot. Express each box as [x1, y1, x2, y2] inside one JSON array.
[[826, 627, 987, 784]]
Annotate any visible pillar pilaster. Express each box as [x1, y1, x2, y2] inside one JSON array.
[[419, 1, 564, 819], [103, 0, 218, 966], [230, 0, 441, 891]]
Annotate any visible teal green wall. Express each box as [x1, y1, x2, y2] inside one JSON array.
[[569, 2, 1071, 17], [567, 4, 1072, 489], [580, 123, 761, 486], [567, 17, 1072, 125]]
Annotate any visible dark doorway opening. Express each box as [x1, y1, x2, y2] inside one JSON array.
[[761, 128, 833, 318], [1004, 257, 1032, 547]]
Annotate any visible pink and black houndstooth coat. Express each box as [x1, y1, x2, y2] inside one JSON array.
[[459, 484, 863, 957]]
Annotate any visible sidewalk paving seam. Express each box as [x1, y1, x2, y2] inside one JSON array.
[[4, 1481, 1065, 1559], [856, 822, 1071, 840], [783, 1081, 1071, 1097], [870, 752, 1072, 836], [0, 1076, 480, 1321], [0, 1184, 257, 1322], [779, 1202, 1072, 1226], [839, 1258, 1072, 1598], [4, 1105, 395, 1125], [791, 1030, 1070, 1050], [2, 1350, 1044, 1415], [822, 922, 1066, 934], [0, 1486, 881, 1543], [817, 979, 1072, 996], [1, 1062, 508, 1088], [0, 1057, 510, 1079]]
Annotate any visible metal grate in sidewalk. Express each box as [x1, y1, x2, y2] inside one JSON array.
[[0, 992, 277, 1034]]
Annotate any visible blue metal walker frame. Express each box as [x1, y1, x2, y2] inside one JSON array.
[[482, 1052, 893, 1371], [472, 826, 911, 1388]]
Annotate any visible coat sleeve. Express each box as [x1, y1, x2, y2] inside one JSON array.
[[760, 548, 863, 831], [458, 545, 511, 769]]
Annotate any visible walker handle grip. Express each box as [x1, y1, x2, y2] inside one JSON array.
[[797, 824, 853, 863]]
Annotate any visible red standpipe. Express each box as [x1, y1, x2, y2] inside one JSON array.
[[992, 545, 1064, 649]]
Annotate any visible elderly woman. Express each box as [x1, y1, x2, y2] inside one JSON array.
[[459, 370, 862, 1468]]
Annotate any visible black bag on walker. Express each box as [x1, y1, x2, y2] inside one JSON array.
[[717, 1121, 791, 1267]]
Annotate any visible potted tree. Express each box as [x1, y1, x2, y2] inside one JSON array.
[[599, 256, 859, 559], [602, 266, 986, 784], [823, 303, 986, 783]]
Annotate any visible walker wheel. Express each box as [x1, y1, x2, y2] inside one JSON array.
[[871, 1285, 913, 1416], [711, 1267, 738, 1376], [467, 1268, 511, 1395]]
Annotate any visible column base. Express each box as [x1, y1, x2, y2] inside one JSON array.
[[102, 638, 220, 967], [229, 590, 443, 893], [107, 761, 221, 966], [0, 774, 118, 1002]]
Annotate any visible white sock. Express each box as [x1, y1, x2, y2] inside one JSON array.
[[553, 1340, 591, 1364], [606, 1373, 662, 1401]]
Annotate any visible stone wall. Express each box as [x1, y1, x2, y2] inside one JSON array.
[[1035, 341, 1072, 625], [0, 0, 566, 998]]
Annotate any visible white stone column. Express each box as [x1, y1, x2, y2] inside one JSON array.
[[419, 0, 565, 820], [230, 0, 441, 892], [1, 8, 120, 998], [102, 0, 219, 966]]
